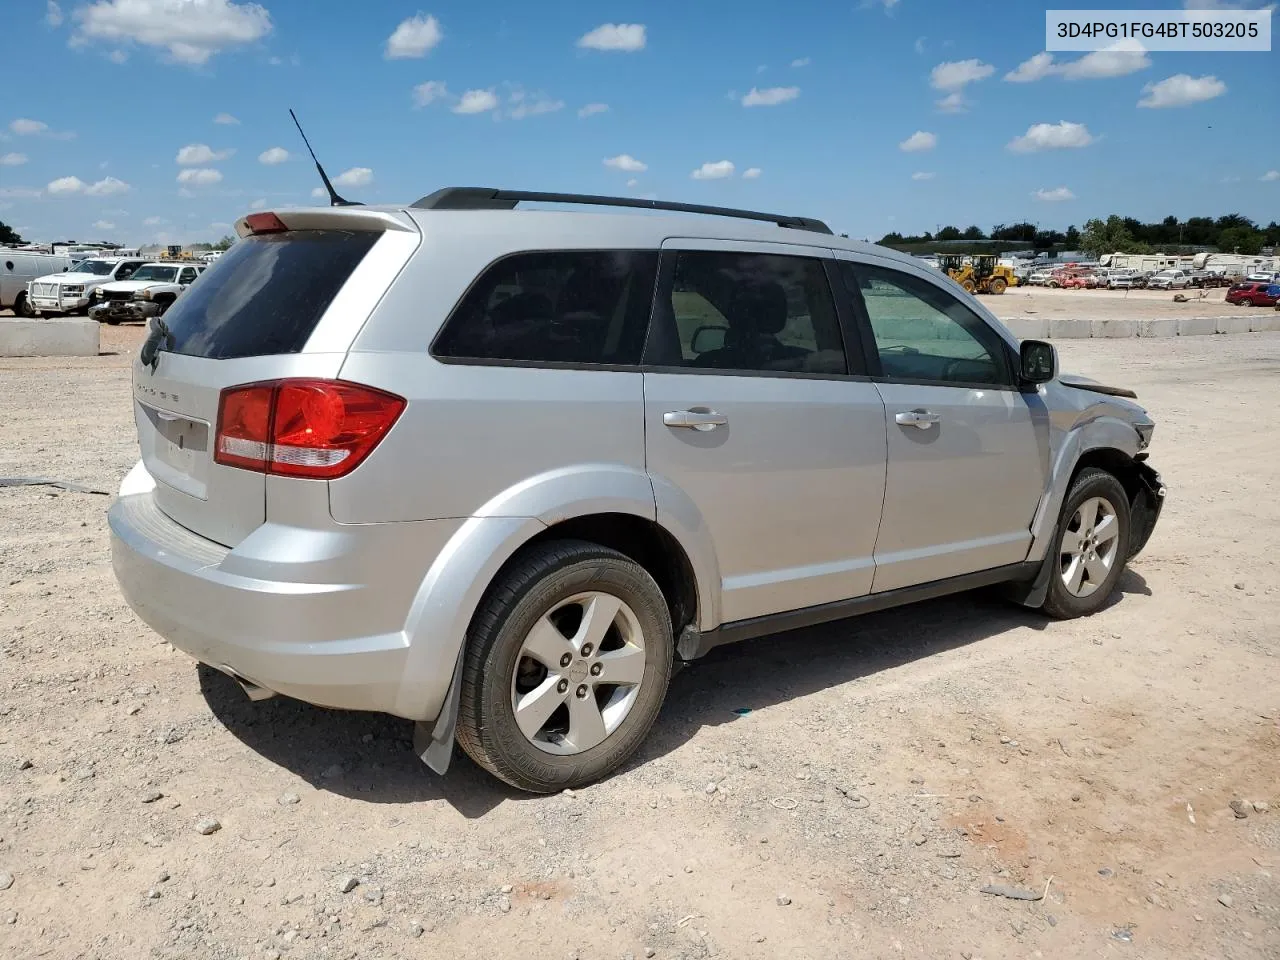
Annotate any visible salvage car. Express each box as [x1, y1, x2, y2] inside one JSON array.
[[1146, 269, 1192, 290], [88, 261, 205, 324], [108, 189, 1166, 794], [27, 257, 147, 315], [1225, 281, 1279, 307]]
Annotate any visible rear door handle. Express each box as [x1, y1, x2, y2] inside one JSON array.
[[664, 410, 728, 431], [895, 409, 940, 429]]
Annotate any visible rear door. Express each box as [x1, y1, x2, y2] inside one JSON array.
[[642, 241, 887, 625], [133, 216, 415, 546], [835, 255, 1046, 593]]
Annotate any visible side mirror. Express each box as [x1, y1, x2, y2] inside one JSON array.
[[1019, 339, 1056, 384], [690, 325, 727, 355]]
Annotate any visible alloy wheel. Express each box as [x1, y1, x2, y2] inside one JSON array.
[[1059, 496, 1121, 598], [509, 591, 646, 755]]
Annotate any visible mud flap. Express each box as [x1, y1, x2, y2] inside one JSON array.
[[1002, 538, 1057, 609], [413, 647, 466, 775]]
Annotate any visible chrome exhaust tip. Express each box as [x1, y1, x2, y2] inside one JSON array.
[[218, 666, 277, 701]]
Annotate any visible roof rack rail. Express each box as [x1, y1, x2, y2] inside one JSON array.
[[410, 187, 833, 235]]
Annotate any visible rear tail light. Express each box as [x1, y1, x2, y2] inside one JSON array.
[[214, 379, 405, 479]]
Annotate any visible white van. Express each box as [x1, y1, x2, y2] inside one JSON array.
[[1, 250, 76, 316]]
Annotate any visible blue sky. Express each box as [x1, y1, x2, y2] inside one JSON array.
[[1, 0, 1276, 246]]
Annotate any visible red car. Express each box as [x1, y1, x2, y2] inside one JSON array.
[[1225, 281, 1279, 307]]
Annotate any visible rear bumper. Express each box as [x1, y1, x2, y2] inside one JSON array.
[[108, 488, 461, 719]]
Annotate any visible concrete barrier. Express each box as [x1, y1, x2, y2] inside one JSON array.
[[1216, 315, 1252, 335], [0, 318, 100, 357], [1091, 318, 1139, 338], [1250, 313, 1280, 333], [1047, 318, 1092, 339], [1177, 316, 1218, 337], [1001, 317, 1049, 340], [1137, 318, 1179, 338]]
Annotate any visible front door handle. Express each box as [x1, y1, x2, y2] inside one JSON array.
[[895, 409, 940, 429], [664, 410, 728, 431]]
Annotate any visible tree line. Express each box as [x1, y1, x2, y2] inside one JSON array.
[[878, 214, 1279, 258]]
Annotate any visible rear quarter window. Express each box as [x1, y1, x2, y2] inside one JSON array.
[[160, 230, 378, 359]]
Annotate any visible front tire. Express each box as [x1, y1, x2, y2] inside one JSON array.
[[455, 540, 674, 793], [13, 293, 35, 317], [1042, 468, 1132, 619]]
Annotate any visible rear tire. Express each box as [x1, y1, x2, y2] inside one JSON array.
[[13, 293, 35, 318], [455, 540, 674, 793], [1042, 468, 1131, 620]]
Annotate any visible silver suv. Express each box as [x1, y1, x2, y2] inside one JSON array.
[[108, 189, 1166, 793]]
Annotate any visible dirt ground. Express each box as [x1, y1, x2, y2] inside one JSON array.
[[1, 324, 1277, 960], [993, 285, 1258, 322]]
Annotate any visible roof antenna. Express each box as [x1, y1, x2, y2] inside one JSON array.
[[289, 108, 360, 207]]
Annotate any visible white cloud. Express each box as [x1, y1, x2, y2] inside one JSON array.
[[626, 178, 638, 188], [1006, 43, 1150, 83], [914, 36, 927, 55], [47, 176, 86, 195], [791, 57, 810, 67], [930, 59, 994, 90], [85, 175, 129, 195], [143, 216, 164, 225], [333, 167, 372, 187], [107, 49, 128, 63], [742, 167, 762, 179], [176, 143, 232, 165], [741, 86, 800, 107], [176, 168, 222, 185], [72, 0, 273, 66], [177, 187, 195, 198], [385, 13, 442, 59], [1004, 51, 1056, 83], [311, 186, 326, 199], [1262, 170, 1280, 182], [47, 1, 64, 26], [10, 118, 48, 135], [899, 130, 937, 152], [691, 160, 735, 180], [577, 102, 609, 118], [0, 153, 28, 166], [1033, 186, 1075, 202], [1138, 74, 1227, 108], [249, 197, 266, 209], [1058, 44, 1150, 79], [506, 88, 564, 120], [258, 146, 288, 164], [1008, 121, 1094, 153], [603, 154, 647, 173], [453, 89, 499, 114], [213, 112, 239, 124], [577, 23, 646, 52], [911, 171, 936, 180], [93, 220, 116, 230], [935, 92, 966, 113], [412, 80, 448, 107], [46, 175, 130, 196]]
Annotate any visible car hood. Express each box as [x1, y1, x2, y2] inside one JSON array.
[[1059, 373, 1138, 400], [35, 271, 101, 283], [99, 279, 158, 293]]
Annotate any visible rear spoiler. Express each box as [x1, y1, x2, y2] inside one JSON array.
[[233, 208, 417, 239]]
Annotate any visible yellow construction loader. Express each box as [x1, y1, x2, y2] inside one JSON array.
[[938, 254, 1018, 294]]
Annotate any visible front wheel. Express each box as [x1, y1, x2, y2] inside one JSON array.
[[1042, 468, 1132, 619], [13, 293, 35, 318], [455, 540, 674, 793], [988, 277, 1007, 295]]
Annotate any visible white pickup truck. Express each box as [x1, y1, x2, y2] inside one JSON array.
[[87, 261, 205, 324], [27, 257, 148, 315]]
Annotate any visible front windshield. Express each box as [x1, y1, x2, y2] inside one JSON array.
[[129, 265, 178, 283], [70, 260, 115, 276]]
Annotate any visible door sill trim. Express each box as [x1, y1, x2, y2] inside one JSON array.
[[681, 561, 1040, 659]]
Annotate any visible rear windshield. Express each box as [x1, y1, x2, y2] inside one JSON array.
[[160, 230, 378, 359]]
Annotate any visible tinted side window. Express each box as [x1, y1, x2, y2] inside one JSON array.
[[843, 263, 1011, 386], [648, 251, 846, 375], [433, 251, 658, 366]]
